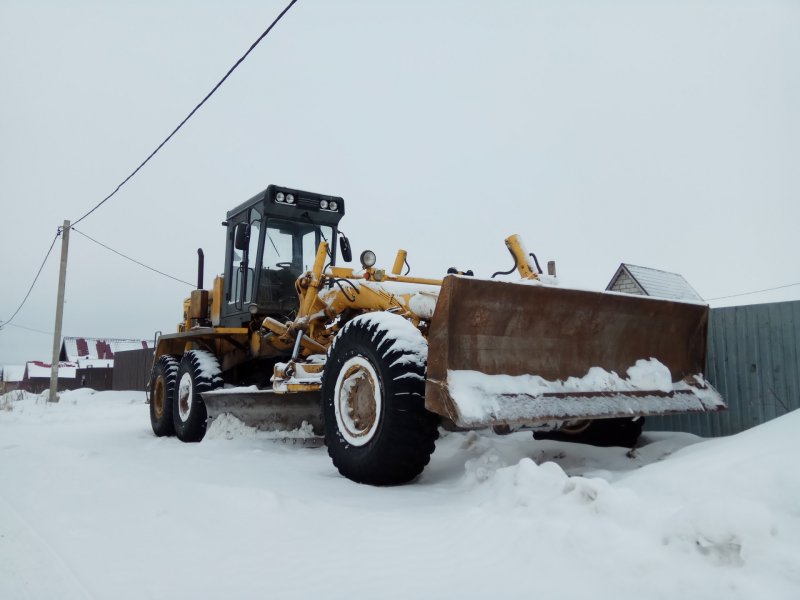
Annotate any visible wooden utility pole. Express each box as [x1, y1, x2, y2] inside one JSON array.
[[48, 220, 70, 403]]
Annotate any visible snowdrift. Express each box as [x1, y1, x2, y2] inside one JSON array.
[[1, 389, 798, 599]]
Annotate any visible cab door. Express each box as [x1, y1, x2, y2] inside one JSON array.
[[221, 205, 262, 327]]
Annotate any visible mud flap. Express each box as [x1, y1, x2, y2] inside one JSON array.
[[425, 276, 725, 428]]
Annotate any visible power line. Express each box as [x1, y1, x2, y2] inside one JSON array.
[[0, 230, 60, 331], [707, 281, 800, 301], [71, 227, 195, 287], [71, 0, 300, 227], [1, 2, 299, 351], [6, 323, 54, 336]]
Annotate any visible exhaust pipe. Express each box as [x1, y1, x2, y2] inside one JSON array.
[[197, 248, 204, 290]]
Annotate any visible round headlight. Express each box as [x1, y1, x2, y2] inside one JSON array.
[[329, 201, 338, 211], [360, 250, 377, 269], [276, 192, 285, 202], [320, 199, 329, 209], [248, 303, 259, 315], [286, 194, 295, 204]]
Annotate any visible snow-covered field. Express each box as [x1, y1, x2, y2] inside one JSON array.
[[1, 389, 798, 600]]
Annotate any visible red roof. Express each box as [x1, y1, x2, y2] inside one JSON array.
[[60, 337, 149, 361]]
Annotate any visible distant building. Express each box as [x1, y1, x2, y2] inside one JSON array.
[[56, 337, 150, 391], [23, 361, 78, 394], [59, 337, 150, 362], [1, 365, 26, 394], [606, 263, 703, 302], [0, 337, 151, 395]]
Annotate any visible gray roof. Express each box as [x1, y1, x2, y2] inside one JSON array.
[[607, 264, 704, 302]]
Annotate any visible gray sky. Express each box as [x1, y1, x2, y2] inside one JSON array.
[[1, 0, 798, 365]]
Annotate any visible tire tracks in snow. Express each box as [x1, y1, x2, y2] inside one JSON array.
[[0, 493, 97, 599]]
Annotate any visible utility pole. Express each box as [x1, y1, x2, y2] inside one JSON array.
[[48, 220, 70, 403]]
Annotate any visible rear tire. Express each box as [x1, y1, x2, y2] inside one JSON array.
[[149, 355, 179, 437], [322, 313, 440, 486], [533, 417, 644, 448], [173, 350, 223, 443]]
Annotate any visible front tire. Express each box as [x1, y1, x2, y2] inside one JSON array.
[[322, 313, 440, 486], [173, 350, 222, 443], [149, 355, 180, 437]]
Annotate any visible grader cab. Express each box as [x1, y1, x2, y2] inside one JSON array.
[[149, 185, 724, 486]]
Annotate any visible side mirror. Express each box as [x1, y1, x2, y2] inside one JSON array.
[[234, 223, 250, 251], [339, 235, 352, 263]]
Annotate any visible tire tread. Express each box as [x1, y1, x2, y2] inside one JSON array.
[[323, 315, 439, 486]]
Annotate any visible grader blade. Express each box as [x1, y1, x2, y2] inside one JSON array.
[[202, 388, 323, 437], [425, 276, 725, 429]]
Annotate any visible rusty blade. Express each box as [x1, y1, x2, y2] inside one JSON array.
[[425, 276, 723, 427]]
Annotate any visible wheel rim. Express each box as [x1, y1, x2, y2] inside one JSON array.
[[334, 356, 382, 446], [560, 420, 592, 434], [153, 377, 166, 419], [177, 372, 193, 422]]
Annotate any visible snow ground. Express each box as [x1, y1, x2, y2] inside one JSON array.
[[1, 389, 798, 600]]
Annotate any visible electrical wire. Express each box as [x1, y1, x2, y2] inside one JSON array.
[[707, 281, 800, 301], [1, 1, 300, 334], [70, 0, 300, 227], [6, 323, 54, 336], [71, 227, 195, 287], [0, 231, 60, 330]]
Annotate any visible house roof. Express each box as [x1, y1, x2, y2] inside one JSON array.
[[25, 361, 78, 379], [607, 264, 704, 302], [60, 337, 149, 361], [2, 365, 26, 382]]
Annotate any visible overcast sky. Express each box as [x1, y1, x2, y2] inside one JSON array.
[[1, 0, 798, 366]]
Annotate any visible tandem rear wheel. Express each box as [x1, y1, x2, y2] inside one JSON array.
[[149, 355, 180, 437], [173, 350, 223, 443]]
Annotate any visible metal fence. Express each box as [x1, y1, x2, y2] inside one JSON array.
[[647, 299, 800, 437], [113, 348, 154, 391]]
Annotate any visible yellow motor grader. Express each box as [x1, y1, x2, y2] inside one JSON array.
[[149, 185, 724, 485]]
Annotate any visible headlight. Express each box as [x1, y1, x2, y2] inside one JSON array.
[[248, 303, 259, 315], [329, 201, 338, 211], [286, 194, 295, 204], [360, 250, 377, 269], [276, 192, 285, 202], [320, 199, 329, 209]]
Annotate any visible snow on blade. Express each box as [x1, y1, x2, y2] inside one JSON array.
[[206, 413, 318, 442], [447, 359, 724, 425]]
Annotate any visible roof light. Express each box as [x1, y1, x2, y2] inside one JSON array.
[[329, 201, 338, 211], [320, 199, 329, 210], [286, 194, 295, 204], [276, 192, 285, 203]]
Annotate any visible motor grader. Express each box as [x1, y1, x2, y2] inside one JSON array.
[[149, 184, 724, 485]]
